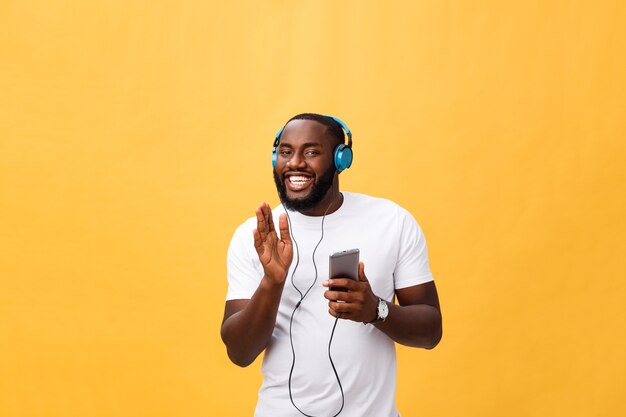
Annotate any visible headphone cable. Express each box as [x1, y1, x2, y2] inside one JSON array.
[[284, 202, 345, 417]]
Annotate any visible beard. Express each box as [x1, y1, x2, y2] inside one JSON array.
[[273, 166, 336, 212]]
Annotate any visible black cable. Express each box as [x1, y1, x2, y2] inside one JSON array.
[[285, 208, 302, 299], [284, 204, 345, 417]]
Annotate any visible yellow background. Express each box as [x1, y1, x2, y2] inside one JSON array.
[[1, 1, 625, 416]]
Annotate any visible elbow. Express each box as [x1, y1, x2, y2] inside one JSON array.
[[226, 348, 255, 368], [220, 322, 263, 367], [423, 313, 443, 350], [424, 326, 442, 350], [221, 331, 255, 368]]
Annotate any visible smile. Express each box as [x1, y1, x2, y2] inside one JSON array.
[[286, 174, 313, 191]]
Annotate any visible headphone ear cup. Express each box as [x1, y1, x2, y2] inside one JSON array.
[[272, 147, 277, 168], [334, 144, 353, 173]]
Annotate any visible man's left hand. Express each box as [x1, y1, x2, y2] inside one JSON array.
[[323, 262, 379, 323]]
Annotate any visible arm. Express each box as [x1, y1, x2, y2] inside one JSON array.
[[221, 280, 284, 367], [323, 262, 442, 349], [374, 280, 442, 349], [220, 202, 293, 367]]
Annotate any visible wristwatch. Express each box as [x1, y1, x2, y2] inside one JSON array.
[[368, 297, 389, 324]]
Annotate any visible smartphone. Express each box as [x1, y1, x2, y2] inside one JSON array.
[[329, 249, 359, 292]]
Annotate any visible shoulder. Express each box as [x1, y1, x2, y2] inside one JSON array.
[[344, 192, 409, 217], [344, 192, 424, 238], [231, 216, 256, 240]]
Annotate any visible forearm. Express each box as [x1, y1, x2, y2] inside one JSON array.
[[373, 302, 442, 349], [220, 276, 285, 367]]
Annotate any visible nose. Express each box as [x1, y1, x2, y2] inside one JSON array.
[[286, 151, 307, 170]]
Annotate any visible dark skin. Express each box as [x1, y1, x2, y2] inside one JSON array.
[[221, 119, 442, 367]]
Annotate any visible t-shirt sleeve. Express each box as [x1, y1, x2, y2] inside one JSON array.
[[393, 207, 434, 289], [226, 220, 264, 301]]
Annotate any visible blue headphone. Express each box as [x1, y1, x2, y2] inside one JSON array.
[[272, 115, 353, 173]]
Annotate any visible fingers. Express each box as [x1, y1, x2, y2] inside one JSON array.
[[253, 228, 262, 251], [323, 278, 359, 291], [255, 204, 268, 239], [324, 289, 352, 303], [325, 287, 366, 305], [328, 309, 351, 320], [278, 213, 291, 244], [358, 262, 368, 282], [255, 202, 277, 240], [327, 301, 354, 318], [328, 307, 346, 319], [263, 203, 275, 231]]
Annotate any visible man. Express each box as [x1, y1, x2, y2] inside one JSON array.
[[221, 113, 442, 417]]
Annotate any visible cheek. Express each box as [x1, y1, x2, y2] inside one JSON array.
[[274, 159, 289, 174], [313, 158, 335, 175], [272, 169, 284, 185]]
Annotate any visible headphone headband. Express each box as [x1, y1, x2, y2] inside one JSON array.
[[324, 115, 352, 148], [274, 115, 351, 145]]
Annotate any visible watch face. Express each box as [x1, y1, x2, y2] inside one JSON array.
[[378, 299, 389, 320]]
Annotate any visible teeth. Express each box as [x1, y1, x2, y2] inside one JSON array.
[[289, 176, 311, 184]]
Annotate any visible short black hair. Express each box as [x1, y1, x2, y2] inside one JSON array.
[[284, 113, 345, 146]]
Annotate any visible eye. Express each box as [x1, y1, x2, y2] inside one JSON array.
[[305, 150, 320, 156], [279, 149, 292, 156]]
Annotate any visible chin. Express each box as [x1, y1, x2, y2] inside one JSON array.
[[286, 191, 312, 202]]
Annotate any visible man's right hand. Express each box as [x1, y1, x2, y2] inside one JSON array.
[[253, 202, 293, 284]]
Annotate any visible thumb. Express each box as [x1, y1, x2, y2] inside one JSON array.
[[358, 262, 368, 283]]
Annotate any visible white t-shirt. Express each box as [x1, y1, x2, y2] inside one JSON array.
[[226, 192, 434, 417]]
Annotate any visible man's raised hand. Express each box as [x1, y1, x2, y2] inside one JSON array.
[[252, 202, 293, 284]]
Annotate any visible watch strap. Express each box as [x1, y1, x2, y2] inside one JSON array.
[[367, 297, 388, 324]]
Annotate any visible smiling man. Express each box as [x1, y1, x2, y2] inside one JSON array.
[[221, 113, 442, 417]]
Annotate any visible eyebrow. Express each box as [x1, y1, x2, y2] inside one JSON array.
[[278, 142, 323, 148]]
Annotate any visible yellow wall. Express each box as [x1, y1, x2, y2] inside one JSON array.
[[1, 1, 625, 416]]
